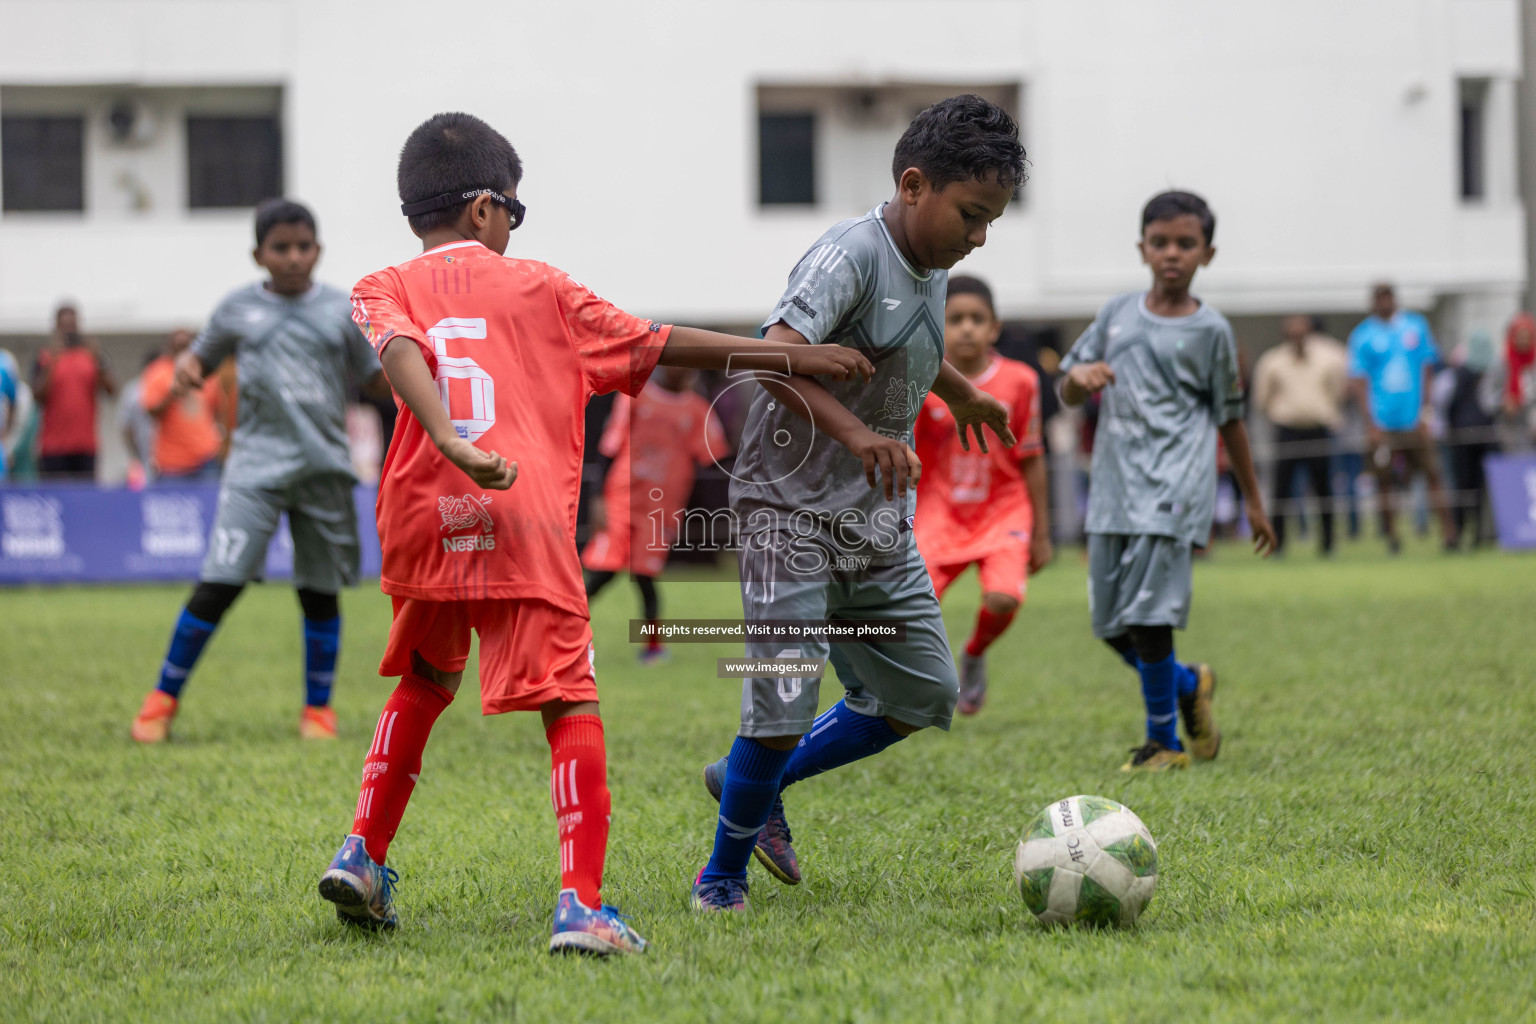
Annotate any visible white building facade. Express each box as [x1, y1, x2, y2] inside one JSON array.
[[0, 0, 1524, 354]]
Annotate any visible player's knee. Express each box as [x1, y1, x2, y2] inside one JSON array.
[[186, 581, 243, 624], [296, 587, 338, 621], [982, 592, 1019, 617], [754, 734, 802, 751], [885, 715, 924, 737], [1126, 625, 1174, 664], [409, 650, 463, 694]]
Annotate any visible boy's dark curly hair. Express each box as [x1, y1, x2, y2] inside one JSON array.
[[891, 95, 1027, 193]]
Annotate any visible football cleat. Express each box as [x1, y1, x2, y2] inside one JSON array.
[[636, 645, 671, 666], [549, 889, 649, 955], [702, 756, 801, 885], [957, 651, 988, 715], [1120, 740, 1191, 773], [690, 869, 749, 913], [1178, 663, 1220, 761], [318, 834, 398, 930], [130, 690, 178, 744], [299, 705, 339, 740]]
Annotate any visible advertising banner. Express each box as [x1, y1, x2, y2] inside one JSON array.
[[0, 485, 381, 584], [1485, 454, 1536, 550]]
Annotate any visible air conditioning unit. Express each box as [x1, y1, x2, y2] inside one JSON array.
[[106, 98, 158, 146]]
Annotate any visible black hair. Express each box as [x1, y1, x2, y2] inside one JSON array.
[[398, 112, 523, 235], [254, 198, 317, 247], [946, 275, 996, 317], [1141, 191, 1215, 245], [892, 95, 1026, 193]]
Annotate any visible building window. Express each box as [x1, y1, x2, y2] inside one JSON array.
[[759, 112, 816, 206], [1459, 78, 1487, 201], [186, 116, 283, 208], [1, 116, 85, 212]]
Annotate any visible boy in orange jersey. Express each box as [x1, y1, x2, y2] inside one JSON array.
[[582, 365, 730, 664], [914, 276, 1051, 714], [319, 112, 877, 956]]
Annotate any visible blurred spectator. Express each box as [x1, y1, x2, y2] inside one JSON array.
[[118, 349, 163, 489], [1433, 330, 1497, 548], [1484, 312, 1536, 450], [1347, 283, 1454, 553], [0, 349, 16, 481], [33, 304, 118, 480], [1253, 314, 1347, 556], [141, 328, 225, 483]]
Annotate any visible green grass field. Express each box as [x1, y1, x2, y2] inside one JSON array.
[[4, 540, 1535, 1023]]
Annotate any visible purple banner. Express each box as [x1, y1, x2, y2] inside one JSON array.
[[1485, 454, 1536, 550], [0, 484, 381, 584]]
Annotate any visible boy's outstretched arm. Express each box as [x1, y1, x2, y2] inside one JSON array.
[[1217, 418, 1276, 557], [660, 326, 873, 381], [379, 340, 518, 490], [931, 362, 1016, 452], [1059, 362, 1116, 406]]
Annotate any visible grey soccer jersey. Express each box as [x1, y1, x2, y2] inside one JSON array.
[[192, 282, 381, 489], [1060, 292, 1243, 544], [731, 204, 947, 565]]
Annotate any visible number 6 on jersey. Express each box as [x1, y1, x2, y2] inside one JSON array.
[[427, 317, 495, 442]]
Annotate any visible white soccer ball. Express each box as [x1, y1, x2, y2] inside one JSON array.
[[1013, 794, 1158, 928]]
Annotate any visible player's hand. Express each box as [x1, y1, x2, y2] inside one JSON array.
[[440, 437, 518, 490], [946, 390, 1016, 453], [588, 497, 607, 532], [1067, 362, 1116, 396], [785, 345, 874, 383], [173, 349, 205, 394], [1029, 535, 1055, 574], [1247, 499, 1277, 558], [848, 428, 921, 500]]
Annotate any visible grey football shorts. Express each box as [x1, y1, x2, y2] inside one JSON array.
[[1086, 532, 1193, 638], [734, 533, 959, 737], [200, 474, 360, 593]]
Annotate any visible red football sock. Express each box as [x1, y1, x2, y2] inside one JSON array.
[[547, 713, 611, 908], [965, 605, 1017, 657], [352, 672, 454, 865]]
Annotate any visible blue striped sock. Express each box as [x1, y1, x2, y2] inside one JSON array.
[[1138, 653, 1182, 749], [1175, 660, 1198, 698], [157, 609, 217, 698], [303, 615, 341, 708], [779, 700, 902, 790], [700, 737, 792, 884]]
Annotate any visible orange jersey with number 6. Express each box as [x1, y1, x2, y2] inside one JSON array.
[[351, 240, 669, 612], [913, 354, 1043, 566]]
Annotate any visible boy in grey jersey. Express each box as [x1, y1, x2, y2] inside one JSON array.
[[131, 199, 388, 744], [1059, 191, 1275, 773], [693, 95, 1025, 912]]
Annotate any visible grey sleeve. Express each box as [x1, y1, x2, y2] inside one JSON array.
[[1209, 321, 1245, 424], [1057, 315, 1108, 373], [191, 296, 241, 370], [760, 239, 867, 344]]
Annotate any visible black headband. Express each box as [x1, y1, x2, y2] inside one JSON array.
[[400, 188, 507, 216]]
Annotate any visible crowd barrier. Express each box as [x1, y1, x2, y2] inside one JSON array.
[[0, 484, 382, 585]]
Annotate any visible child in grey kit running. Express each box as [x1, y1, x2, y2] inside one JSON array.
[[1058, 190, 1275, 772], [692, 95, 1025, 912]]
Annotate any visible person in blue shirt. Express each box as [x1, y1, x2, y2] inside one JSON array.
[[0, 350, 19, 480], [1347, 282, 1454, 553]]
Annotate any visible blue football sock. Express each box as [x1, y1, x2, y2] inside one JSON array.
[[157, 609, 218, 698], [700, 737, 792, 884], [779, 700, 903, 790], [303, 615, 341, 708], [1117, 646, 1139, 671], [1175, 660, 1198, 698], [1138, 653, 1182, 749]]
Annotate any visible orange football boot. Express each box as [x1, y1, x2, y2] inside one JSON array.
[[130, 691, 178, 743]]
